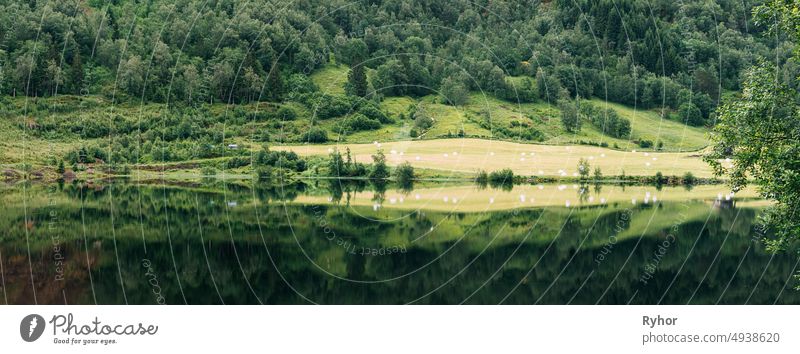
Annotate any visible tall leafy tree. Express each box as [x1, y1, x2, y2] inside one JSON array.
[[706, 62, 799, 251], [345, 62, 368, 97]]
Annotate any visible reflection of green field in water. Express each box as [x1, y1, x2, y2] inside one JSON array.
[[293, 184, 759, 212], [0, 182, 795, 305]]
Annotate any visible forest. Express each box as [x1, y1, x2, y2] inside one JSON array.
[[1, 0, 790, 120]]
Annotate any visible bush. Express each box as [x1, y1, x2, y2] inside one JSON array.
[[578, 158, 590, 179], [654, 171, 664, 184], [255, 147, 306, 172], [225, 157, 251, 169], [201, 166, 217, 176], [412, 108, 434, 131], [558, 99, 581, 132], [308, 94, 354, 119], [339, 114, 381, 133], [638, 139, 654, 148], [358, 104, 393, 124], [488, 168, 514, 184], [581, 103, 630, 138], [369, 150, 390, 180], [475, 170, 488, 184], [302, 127, 328, 143], [679, 102, 704, 126], [277, 106, 297, 121], [682, 171, 696, 185], [394, 162, 415, 186]]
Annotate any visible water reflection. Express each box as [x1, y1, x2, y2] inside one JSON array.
[[0, 181, 796, 304]]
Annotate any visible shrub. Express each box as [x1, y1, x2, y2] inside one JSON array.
[[369, 150, 390, 180], [654, 171, 664, 184], [394, 162, 415, 186], [475, 170, 489, 184], [277, 106, 297, 121], [581, 103, 631, 138], [558, 99, 581, 132], [255, 148, 306, 172], [201, 166, 217, 176], [683, 171, 696, 185], [342, 114, 381, 133], [638, 139, 654, 148], [578, 158, 590, 179], [358, 104, 393, 124], [302, 127, 328, 143], [308, 94, 354, 119], [412, 107, 434, 131], [489, 168, 514, 184], [593, 167, 602, 181], [225, 157, 251, 169], [679, 102, 704, 126]]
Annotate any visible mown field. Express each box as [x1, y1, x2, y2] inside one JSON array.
[[275, 138, 716, 177]]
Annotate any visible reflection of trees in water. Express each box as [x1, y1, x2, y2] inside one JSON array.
[[1, 185, 797, 304]]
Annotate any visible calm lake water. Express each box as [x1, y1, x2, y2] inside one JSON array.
[[0, 180, 797, 304]]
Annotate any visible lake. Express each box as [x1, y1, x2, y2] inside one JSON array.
[[0, 180, 797, 304]]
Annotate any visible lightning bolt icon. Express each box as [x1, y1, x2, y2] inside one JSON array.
[[29, 317, 38, 338]]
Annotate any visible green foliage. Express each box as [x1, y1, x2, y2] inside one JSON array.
[[580, 102, 631, 138], [412, 106, 434, 133], [394, 162, 415, 187], [475, 170, 489, 185], [0, 0, 765, 113], [327, 148, 367, 177], [638, 140, 654, 149], [578, 158, 590, 180], [302, 127, 328, 143], [440, 76, 469, 106], [255, 147, 307, 173], [682, 171, 696, 185], [654, 171, 665, 185], [488, 168, 514, 187], [706, 61, 800, 251], [201, 166, 217, 176], [558, 99, 581, 133], [335, 114, 382, 134], [225, 157, 251, 169], [358, 104, 392, 124], [369, 150, 390, 180], [679, 103, 704, 126], [277, 106, 297, 121], [345, 64, 369, 97], [305, 93, 356, 119]]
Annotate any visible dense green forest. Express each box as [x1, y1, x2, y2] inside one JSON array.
[[1, 0, 791, 126]]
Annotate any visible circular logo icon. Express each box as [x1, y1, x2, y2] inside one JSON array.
[[20, 314, 45, 342]]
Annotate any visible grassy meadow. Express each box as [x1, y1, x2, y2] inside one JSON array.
[[275, 138, 716, 177]]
